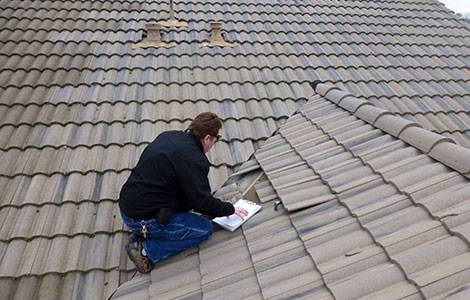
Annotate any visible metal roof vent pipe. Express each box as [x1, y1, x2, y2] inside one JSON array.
[[199, 21, 237, 48], [132, 23, 176, 49], [159, 0, 188, 27]]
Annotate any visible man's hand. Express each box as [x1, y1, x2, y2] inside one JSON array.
[[233, 206, 249, 220]]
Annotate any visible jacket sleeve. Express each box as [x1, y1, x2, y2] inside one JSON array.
[[173, 151, 235, 217]]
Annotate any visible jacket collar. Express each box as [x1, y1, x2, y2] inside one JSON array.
[[185, 129, 204, 153]]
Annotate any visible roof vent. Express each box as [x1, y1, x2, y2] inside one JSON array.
[[132, 23, 176, 49], [199, 21, 237, 48], [159, 0, 188, 27]]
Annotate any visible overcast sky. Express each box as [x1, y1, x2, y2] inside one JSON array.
[[439, 0, 470, 14]]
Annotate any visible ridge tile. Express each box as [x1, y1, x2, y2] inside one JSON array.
[[399, 124, 455, 153]]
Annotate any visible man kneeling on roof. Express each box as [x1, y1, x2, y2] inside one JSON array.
[[119, 112, 249, 273]]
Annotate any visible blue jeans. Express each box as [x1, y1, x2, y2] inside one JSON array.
[[121, 211, 213, 263]]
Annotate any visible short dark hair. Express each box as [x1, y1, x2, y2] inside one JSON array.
[[189, 112, 222, 139]]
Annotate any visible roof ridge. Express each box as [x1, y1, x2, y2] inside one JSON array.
[[313, 83, 470, 179]]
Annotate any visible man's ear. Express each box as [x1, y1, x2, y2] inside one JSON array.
[[200, 134, 211, 146]]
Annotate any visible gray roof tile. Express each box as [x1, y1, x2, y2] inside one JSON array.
[[250, 84, 470, 299], [0, 233, 131, 278], [3, 0, 470, 298], [330, 263, 415, 299], [113, 274, 150, 300], [148, 249, 201, 300]]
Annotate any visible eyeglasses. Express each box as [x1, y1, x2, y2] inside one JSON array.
[[214, 134, 222, 142]]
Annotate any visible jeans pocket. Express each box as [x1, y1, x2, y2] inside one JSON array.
[[162, 224, 191, 240]]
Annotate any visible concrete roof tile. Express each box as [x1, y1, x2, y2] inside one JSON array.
[[271, 281, 334, 300], [269, 167, 319, 189], [365, 147, 422, 173], [301, 215, 358, 247], [395, 236, 468, 276], [366, 204, 430, 238], [305, 227, 373, 266], [399, 125, 456, 153], [319, 159, 370, 182], [304, 108, 350, 127], [320, 245, 388, 284], [374, 113, 421, 136], [277, 179, 336, 212], [0, 174, 62, 207], [257, 255, 321, 299], [112, 274, 150, 300], [253, 178, 278, 203], [0, 233, 128, 277], [451, 221, 470, 244], [447, 132, 470, 149], [240, 196, 331, 298], [328, 262, 407, 299], [354, 104, 390, 124], [402, 171, 460, 197], [378, 155, 434, 183], [428, 142, 470, 177], [3, 271, 130, 300], [315, 83, 337, 97], [201, 268, 262, 300], [338, 179, 399, 213], [148, 249, 201, 300], [379, 218, 446, 254], [247, 225, 303, 263], [337, 95, 374, 113], [290, 199, 347, 230], [257, 151, 303, 176], [323, 87, 353, 105], [385, 162, 450, 191], [201, 242, 253, 285], [295, 138, 339, 159], [304, 144, 345, 164], [4, 0, 470, 298], [358, 282, 421, 300], [427, 283, 470, 300], [334, 127, 382, 149], [417, 257, 470, 298], [421, 185, 470, 220]]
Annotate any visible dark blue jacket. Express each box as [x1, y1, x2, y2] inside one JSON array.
[[119, 130, 234, 219]]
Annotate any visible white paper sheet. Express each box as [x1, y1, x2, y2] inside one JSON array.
[[212, 199, 262, 231]]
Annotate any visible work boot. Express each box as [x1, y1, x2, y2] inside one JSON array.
[[125, 241, 153, 274]]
